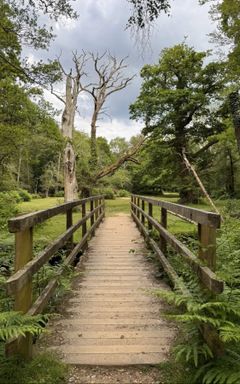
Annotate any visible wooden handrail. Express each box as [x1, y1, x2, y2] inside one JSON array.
[[8, 195, 103, 232], [132, 194, 221, 228], [130, 194, 223, 356], [130, 196, 222, 288], [131, 203, 223, 293], [6, 195, 105, 359]]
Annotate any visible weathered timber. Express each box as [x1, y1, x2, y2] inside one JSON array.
[[132, 195, 221, 228], [8, 196, 103, 233], [131, 202, 224, 294], [131, 210, 189, 296], [66, 208, 73, 247], [148, 202, 153, 230], [7, 204, 104, 295], [14, 228, 33, 358], [160, 208, 167, 254], [198, 224, 217, 271]]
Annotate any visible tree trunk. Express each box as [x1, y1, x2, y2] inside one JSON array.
[[229, 91, 240, 152], [17, 149, 22, 186], [226, 148, 235, 197], [90, 108, 98, 170], [64, 142, 78, 202], [62, 74, 78, 202]]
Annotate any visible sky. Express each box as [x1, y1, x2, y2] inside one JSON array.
[[28, 0, 216, 141]]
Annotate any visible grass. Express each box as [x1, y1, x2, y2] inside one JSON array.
[[0, 352, 68, 384], [14, 194, 221, 244]]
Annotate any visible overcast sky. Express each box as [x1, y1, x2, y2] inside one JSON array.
[[29, 0, 216, 141]]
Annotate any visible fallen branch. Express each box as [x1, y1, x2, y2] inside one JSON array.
[[94, 135, 146, 181], [182, 149, 222, 217]]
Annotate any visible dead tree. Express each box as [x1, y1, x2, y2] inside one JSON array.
[[51, 52, 88, 202], [79, 52, 135, 170]]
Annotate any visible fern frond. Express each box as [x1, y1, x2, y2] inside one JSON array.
[[0, 311, 48, 341]]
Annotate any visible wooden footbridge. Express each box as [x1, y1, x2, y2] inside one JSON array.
[[5, 195, 223, 365]]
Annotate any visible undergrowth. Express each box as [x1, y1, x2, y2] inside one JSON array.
[[151, 210, 240, 384]]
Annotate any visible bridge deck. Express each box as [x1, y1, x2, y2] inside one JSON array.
[[49, 214, 176, 365]]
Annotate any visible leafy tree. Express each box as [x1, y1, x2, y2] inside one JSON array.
[[130, 43, 225, 202]]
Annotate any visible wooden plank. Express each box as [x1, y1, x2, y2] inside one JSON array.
[[131, 203, 224, 294], [141, 200, 145, 225], [148, 203, 153, 230], [66, 208, 73, 248], [160, 208, 167, 254], [198, 224, 216, 271], [6, 205, 104, 295], [82, 202, 87, 238], [132, 195, 221, 228], [15, 228, 33, 358], [8, 196, 104, 233]]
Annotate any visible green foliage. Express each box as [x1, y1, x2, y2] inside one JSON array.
[[0, 352, 68, 384], [116, 189, 130, 197], [17, 189, 31, 202], [0, 192, 18, 230], [0, 311, 47, 341]]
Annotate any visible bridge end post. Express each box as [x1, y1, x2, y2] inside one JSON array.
[[198, 224, 216, 271], [6, 228, 33, 359]]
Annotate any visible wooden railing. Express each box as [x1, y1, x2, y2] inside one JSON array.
[[6, 195, 105, 358], [130, 195, 223, 294]]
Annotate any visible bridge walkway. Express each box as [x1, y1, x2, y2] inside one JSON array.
[[49, 214, 176, 365]]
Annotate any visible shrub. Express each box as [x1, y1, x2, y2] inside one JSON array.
[[17, 189, 31, 202], [116, 189, 130, 197], [92, 187, 116, 200], [0, 192, 19, 230], [102, 187, 116, 200], [55, 190, 64, 197]]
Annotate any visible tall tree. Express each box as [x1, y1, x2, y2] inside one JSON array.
[[78, 52, 134, 171], [130, 43, 225, 202]]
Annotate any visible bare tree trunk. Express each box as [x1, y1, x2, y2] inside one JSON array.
[[182, 150, 221, 216], [90, 108, 98, 169], [64, 143, 78, 202], [62, 74, 79, 202]]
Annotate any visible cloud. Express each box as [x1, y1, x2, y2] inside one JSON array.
[[24, 0, 216, 140]]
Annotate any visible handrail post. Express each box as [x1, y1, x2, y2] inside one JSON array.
[[198, 224, 216, 271], [82, 202, 87, 238], [90, 200, 94, 228], [66, 208, 73, 248], [95, 198, 99, 221], [102, 197, 105, 218], [131, 195, 133, 216], [137, 197, 140, 219], [141, 199, 145, 225], [160, 208, 167, 254], [148, 202, 153, 230], [13, 228, 33, 358]]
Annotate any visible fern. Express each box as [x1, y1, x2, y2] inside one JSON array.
[[194, 351, 240, 384], [175, 342, 213, 367], [0, 311, 48, 341]]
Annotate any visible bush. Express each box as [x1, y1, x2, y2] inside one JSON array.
[[31, 193, 40, 199], [0, 192, 19, 230], [116, 189, 130, 197], [17, 189, 31, 202], [92, 187, 116, 200], [55, 190, 64, 197], [102, 187, 116, 200]]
